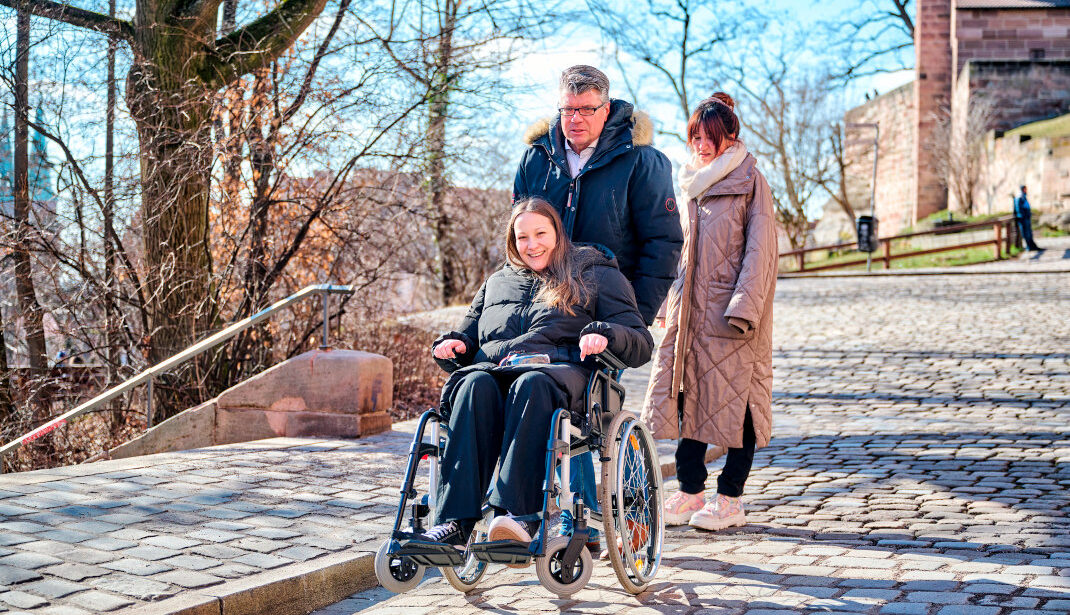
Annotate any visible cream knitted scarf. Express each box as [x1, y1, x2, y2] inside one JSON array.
[[677, 142, 749, 202]]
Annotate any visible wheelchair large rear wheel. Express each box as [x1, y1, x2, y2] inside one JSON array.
[[441, 525, 489, 592], [599, 411, 664, 594]]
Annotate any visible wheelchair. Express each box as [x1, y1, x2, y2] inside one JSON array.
[[373, 351, 664, 597]]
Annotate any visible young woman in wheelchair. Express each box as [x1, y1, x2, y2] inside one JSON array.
[[419, 197, 653, 551]]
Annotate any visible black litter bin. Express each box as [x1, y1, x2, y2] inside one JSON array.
[[856, 215, 879, 253]]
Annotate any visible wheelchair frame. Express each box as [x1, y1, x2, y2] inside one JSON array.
[[374, 352, 664, 597]]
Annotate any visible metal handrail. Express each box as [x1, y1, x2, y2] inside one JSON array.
[[0, 283, 354, 469]]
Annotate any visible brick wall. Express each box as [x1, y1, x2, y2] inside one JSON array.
[[960, 60, 1070, 132], [954, 8, 1070, 80], [915, 0, 953, 224], [845, 83, 916, 235]]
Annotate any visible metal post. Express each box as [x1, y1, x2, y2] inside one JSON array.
[[146, 377, 154, 428], [320, 290, 330, 350], [847, 122, 880, 272], [867, 129, 879, 272]]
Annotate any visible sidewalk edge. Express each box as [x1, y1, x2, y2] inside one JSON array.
[[120, 550, 374, 615]]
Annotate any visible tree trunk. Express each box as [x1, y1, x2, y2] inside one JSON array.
[[0, 308, 12, 423], [13, 8, 48, 375], [427, 0, 458, 306], [126, 58, 216, 366]]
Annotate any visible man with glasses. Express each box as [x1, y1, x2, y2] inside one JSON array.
[[514, 65, 681, 324], [511, 65, 682, 554]]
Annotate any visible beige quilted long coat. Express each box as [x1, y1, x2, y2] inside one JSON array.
[[640, 154, 777, 449]]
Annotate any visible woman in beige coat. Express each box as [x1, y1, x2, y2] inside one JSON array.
[[640, 92, 777, 531]]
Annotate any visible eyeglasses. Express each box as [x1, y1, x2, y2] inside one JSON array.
[[558, 102, 607, 117]]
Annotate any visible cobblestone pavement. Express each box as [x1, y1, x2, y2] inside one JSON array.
[[0, 272, 1067, 614], [314, 272, 1070, 615]]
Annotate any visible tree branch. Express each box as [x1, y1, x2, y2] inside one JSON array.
[[202, 0, 330, 88], [0, 0, 133, 41]]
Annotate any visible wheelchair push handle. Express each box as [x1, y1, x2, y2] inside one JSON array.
[[592, 348, 627, 371]]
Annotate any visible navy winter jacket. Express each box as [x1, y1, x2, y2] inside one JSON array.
[[432, 245, 654, 417], [513, 100, 683, 324]]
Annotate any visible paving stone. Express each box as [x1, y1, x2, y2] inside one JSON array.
[[143, 535, 201, 550], [18, 579, 86, 599], [39, 563, 108, 582], [78, 537, 136, 552], [160, 554, 220, 571], [233, 552, 291, 570], [34, 606, 93, 615], [0, 589, 49, 609], [0, 552, 63, 570], [0, 565, 41, 585], [118, 545, 180, 561], [100, 559, 173, 576], [65, 590, 134, 612], [151, 570, 224, 589]]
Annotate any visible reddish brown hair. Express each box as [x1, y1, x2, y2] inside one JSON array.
[[686, 92, 740, 154]]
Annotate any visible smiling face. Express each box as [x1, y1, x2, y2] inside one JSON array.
[[559, 89, 609, 153], [512, 212, 558, 272]]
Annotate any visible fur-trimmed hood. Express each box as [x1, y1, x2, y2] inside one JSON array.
[[523, 101, 654, 148]]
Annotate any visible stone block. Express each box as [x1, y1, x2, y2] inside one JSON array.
[[217, 349, 391, 416], [109, 400, 217, 460], [215, 349, 392, 440]]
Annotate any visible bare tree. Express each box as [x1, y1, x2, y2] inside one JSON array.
[[812, 122, 858, 224], [11, 7, 47, 376], [586, 0, 759, 143], [0, 0, 332, 367], [927, 96, 996, 216], [361, 0, 555, 305], [732, 42, 834, 250], [827, 0, 914, 84]]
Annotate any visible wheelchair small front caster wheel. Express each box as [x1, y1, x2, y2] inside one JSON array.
[[535, 535, 593, 598], [375, 539, 425, 593]]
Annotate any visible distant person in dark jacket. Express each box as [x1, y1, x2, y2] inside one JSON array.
[[417, 198, 653, 552], [1014, 185, 1041, 251], [513, 65, 683, 550]]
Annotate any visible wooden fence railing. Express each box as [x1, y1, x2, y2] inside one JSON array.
[[780, 216, 1018, 274]]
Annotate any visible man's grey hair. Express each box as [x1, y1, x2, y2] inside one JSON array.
[[559, 65, 609, 103]]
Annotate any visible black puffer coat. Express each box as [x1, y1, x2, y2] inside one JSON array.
[[433, 245, 653, 417], [513, 100, 682, 324]]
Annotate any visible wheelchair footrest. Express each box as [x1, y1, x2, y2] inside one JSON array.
[[469, 540, 532, 565], [396, 540, 466, 568]]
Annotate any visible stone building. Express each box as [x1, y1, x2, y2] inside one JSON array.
[[845, 0, 1070, 235]]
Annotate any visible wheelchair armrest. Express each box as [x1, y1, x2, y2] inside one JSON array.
[[593, 349, 627, 371]]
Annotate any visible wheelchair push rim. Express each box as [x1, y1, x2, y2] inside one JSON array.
[[441, 524, 489, 592], [599, 411, 664, 593]]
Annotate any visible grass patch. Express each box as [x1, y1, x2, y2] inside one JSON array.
[[908, 209, 1013, 233], [1005, 113, 1070, 140]]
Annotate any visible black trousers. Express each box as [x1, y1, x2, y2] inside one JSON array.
[[675, 404, 756, 497], [436, 370, 568, 523]]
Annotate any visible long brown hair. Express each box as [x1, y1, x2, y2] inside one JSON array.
[[506, 198, 592, 315], [686, 92, 740, 154]]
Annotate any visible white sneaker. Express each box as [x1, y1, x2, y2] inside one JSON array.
[[689, 493, 746, 531], [662, 490, 705, 526], [488, 515, 536, 543], [488, 515, 538, 568]]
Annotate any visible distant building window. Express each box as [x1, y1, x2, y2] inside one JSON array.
[[1030, 49, 1045, 60]]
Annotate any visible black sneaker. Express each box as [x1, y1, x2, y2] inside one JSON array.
[[417, 520, 469, 547]]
